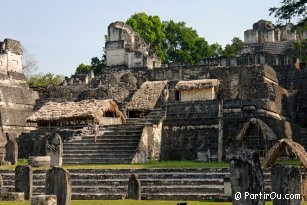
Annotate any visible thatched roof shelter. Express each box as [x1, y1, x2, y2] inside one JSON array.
[[127, 81, 167, 111], [263, 139, 307, 168], [236, 118, 277, 141], [27, 99, 126, 123], [175, 79, 220, 91]]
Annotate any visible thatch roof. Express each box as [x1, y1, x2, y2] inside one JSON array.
[[236, 118, 277, 141], [263, 139, 307, 168], [27, 99, 126, 123], [175, 79, 220, 91], [127, 81, 167, 111]]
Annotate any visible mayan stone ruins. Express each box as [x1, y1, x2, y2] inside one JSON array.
[[0, 16, 306, 203]]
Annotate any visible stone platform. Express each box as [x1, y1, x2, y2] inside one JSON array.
[[0, 168, 272, 201]]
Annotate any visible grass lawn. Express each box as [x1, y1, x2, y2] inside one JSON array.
[[0, 159, 302, 171], [0, 200, 232, 205], [1, 200, 307, 205], [0, 160, 230, 170]]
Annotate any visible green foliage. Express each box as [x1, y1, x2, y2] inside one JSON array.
[[164, 20, 212, 64], [126, 12, 166, 62], [269, 0, 306, 24], [126, 13, 212, 64], [91, 53, 106, 75], [222, 37, 244, 57], [75, 63, 91, 74], [210, 43, 223, 57], [27, 73, 64, 87]]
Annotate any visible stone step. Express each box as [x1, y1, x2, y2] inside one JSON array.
[[143, 193, 226, 201], [63, 153, 134, 158], [63, 150, 136, 154], [63, 158, 132, 164], [4, 178, 224, 187], [63, 141, 139, 146], [63, 145, 137, 150], [66, 138, 140, 143]]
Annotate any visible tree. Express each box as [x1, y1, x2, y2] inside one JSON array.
[[75, 63, 91, 74], [127, 13, 213, 64], [222, 37, 244, 57], [269, 0, 306, 24], [27, 73, 64, 87], [210, 43, 223, 57], [164, 20, 212, 64], [91, 53, 106, 75], [22, 49, 38, 77], [126, 13, 166, 62]]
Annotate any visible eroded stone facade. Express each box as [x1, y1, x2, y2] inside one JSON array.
[[106, 22, 161, 69]]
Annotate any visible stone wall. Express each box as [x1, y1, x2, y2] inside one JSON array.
[[0, 39, 38, 137]]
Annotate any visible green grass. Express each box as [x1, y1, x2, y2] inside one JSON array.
[[0, 160, 230, 170], [0, 200, 228, 205], [0, 159, 303, 171], [1, 201, 307, 205]]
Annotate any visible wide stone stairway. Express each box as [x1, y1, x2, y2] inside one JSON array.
[[0, 168, 272, 200], [63, 123, 144, 164], [63, 107, 166, 164]]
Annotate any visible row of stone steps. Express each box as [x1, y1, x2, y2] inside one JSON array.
[[63, 121, 145, 164], [0, 168, 247, 200]]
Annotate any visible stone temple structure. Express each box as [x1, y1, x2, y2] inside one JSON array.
[[0, 20, 303, 165], [0, 39, 38, 137], [105, 21, 161, 69]]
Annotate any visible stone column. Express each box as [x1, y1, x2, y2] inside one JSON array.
[[128, 174, 141, 200], [46, 133, 63, 167], [31, 195, 57, 205], [230, 149, 264, 205], [271, 164, 301, 205], [46, 167, 71, 205], [15, 165, 33, 200], [5, 139, 18, 165]]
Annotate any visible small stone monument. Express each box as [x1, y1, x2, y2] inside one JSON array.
[[46, 133, 63, 167], [230, 148, 264, 205], [31, 195, 57, 205], [46, 167, 71, 205], [15, 165, 33, 200], [28, 156, 51, 167], [128, 174, 141, 200], [271, 164, 301, 205], [5, 138, 18, 165]]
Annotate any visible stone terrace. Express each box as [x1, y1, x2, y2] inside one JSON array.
[[0, 168, 272, 201]]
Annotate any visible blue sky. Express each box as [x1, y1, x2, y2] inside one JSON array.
[[1, 0, 281, 76]]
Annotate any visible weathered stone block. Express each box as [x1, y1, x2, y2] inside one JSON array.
[[0, 192, 24, 201], [31, 195, 57, 205], [230, 149, 264, 205], [223, 177, 232, 196], [5, 139, 18, 165], [128, 174, 141, 200], [46, 167, 71, 205], [28, 156, 50, 167], [0, 174, 3, 189], [46, 133, 63, 167], [15, 165, 33, 200], [272, 164, 301, 205]]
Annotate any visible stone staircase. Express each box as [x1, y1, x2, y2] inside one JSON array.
[[63, 124, 144, 164], [63, 107, 166, 164], [0, 168, 272, 201]]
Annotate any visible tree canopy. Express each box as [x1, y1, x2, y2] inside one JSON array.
[[269, 0, 306, 25], [126, 13, 216, 64], [75, 63, 91, 74], [222, 37, 244, 57], [27, 73, 64, 87]]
